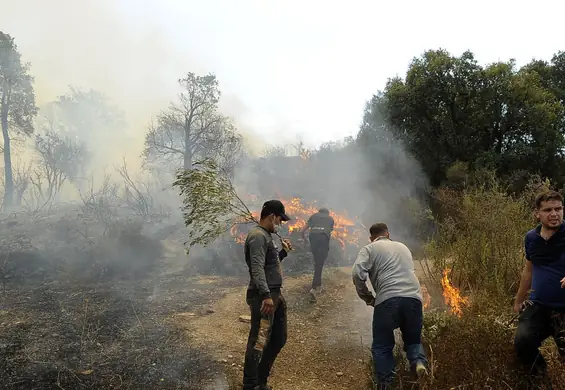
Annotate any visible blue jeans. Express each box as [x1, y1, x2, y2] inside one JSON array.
[[371, 297, 427, 386]]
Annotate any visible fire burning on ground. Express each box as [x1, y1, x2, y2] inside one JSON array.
[[440, 268, 469, 317], [421, 285, 431, 310], [230, 197, 364, 248]]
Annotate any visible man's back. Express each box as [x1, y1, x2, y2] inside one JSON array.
[[352, 238, 422, 306], [307, 212, 334, 237]]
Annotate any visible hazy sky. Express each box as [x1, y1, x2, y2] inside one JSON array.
[[1, 0, 564, 151]]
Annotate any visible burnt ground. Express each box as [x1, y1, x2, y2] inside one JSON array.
[[0, 266, 245, 390]]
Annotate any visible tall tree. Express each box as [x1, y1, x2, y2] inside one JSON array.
[[0, 32, 37, 209], [372, 49, 565, 186], [39, 87, 125, 152], [31, 131, 88, 207], [143, 72, 243, 173]]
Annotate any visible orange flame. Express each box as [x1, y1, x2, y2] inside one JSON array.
[[440, 268, 469, 317], [230, 197, 363, 248], [421, 285, 431, 310]]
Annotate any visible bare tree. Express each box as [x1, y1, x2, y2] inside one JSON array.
[[78, 173, 121, 233], [12, 159, 32, 207], [116, 158, 153, 216], [31, 131, 88, 206], [143, 72, 243, 172]]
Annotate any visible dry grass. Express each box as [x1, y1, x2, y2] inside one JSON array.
[[180, 267, 375, 390], [415, 172, 565, 389]]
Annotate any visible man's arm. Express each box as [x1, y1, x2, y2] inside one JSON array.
[[248, 233, 270, 299], [514, 260, 533, 311], [329, 217, 334, 234], [352, 246, 375, 305], [301, 223, 309, 240]]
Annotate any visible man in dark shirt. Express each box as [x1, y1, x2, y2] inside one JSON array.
[[301, 208, 334, 302], [243, 200, 292, 390], [514, 190, 565, 385]]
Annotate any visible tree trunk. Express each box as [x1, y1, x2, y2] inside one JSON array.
[[183, 125, 192, 170], [1, 91, 13, 211], [183, 149, 192, 170]]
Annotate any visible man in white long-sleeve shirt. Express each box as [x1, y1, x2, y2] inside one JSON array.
[[352, 222, 428, 389]]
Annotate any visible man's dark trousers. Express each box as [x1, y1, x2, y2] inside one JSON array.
[[372, 297, 427, 387], [242, 289, 287, 389], [514, 302, 565, 375], [309, 233, 330, 289]]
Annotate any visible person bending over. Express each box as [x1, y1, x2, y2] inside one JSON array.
[[352, 223, 428, 389]]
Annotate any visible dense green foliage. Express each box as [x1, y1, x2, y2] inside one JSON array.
[[361, 49, 565, 188]]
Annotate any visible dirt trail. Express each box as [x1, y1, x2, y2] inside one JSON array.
[[175, 267, 376, 390]]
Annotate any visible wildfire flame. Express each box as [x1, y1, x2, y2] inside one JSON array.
[[440, 268, 469, 317], [230, 197, 363, 248], [421, 285, 431, 310]]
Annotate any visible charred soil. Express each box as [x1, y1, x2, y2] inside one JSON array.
[[0, 252, 244, 390]]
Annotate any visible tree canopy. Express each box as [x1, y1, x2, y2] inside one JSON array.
[[144, 72, 244, 173], [363, 49, 565, 187], [0, 31, 37, 209]]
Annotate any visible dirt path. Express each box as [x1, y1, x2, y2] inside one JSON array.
[[175, 267, 376, 390]]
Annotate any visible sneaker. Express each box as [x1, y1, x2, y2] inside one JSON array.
[[414, 361, 428, 379], [309, 288, 317, 302]]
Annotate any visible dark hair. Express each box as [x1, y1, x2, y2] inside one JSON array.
[[319, 208, 329, 214], [369, 223, 389, 237], [535, 190, 563, 209]]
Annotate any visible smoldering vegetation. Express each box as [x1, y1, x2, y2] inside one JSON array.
[[0, 24, 430, 389], [0, 197, 231, 389]]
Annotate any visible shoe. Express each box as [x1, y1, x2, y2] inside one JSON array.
[[309, 288, 317, 302], [253, 385, 273, 390], [414, 361, 428, 379]]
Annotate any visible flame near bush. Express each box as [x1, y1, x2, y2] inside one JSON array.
[[230, 196, 364, 248]]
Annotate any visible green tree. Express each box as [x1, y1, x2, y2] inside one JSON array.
[[0, 32, 38, 209], [371, 49, 565, 186], [144, 72, 243, 173], [172, 158, 254, 252]]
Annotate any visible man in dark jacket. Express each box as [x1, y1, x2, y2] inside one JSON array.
[[302, 208, 334, 302], [243, 200, 292, 390]]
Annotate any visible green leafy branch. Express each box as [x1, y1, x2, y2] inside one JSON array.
[[172, 158, 257, 252]]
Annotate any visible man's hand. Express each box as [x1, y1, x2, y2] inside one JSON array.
[[261, 297, 275, 316], [366, 296, 376, 307], [561, 277, 565, 289], [513, 301, 523, 314], [281, 238, 293, 252]]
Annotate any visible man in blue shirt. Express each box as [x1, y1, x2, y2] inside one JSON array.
[[514, 190, 565, 384]]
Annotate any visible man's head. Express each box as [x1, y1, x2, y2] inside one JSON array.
[[369, 222, 389, 242], [318, 208, 330, 214], [260, 200, 291, 233], [534, 190, 564, 230]]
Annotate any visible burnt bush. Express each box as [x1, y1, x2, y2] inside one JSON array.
[[0, 288, 219, 390], [86, 219, 164, 282]]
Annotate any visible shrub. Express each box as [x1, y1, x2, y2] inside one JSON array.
[[425, 171, 550, 302]]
